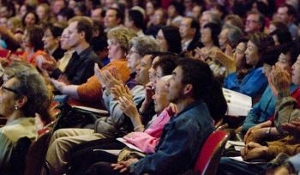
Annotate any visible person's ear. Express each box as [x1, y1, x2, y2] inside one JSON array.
[[15, 95, 28, 109], [183, 84, 193, 95]]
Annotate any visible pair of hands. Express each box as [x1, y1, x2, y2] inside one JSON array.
[[111, 158, 139, 173], [94, 64, 123, 95], [36, 54, 58, 73], [241, 141, 268, 160]]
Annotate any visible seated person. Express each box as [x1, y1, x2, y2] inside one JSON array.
[[50, 27, 137, 108], [84, 58, 227, 175], [223, 33, 275, 101], [38, 17, 98, 85], [216, 57, 300, 175], [273, 121, 300, 175], [244, 49, 300, 144], [238, 42, 299, 136], [0, 61, 51, 174], [44, 52, 157, 175], [67, 75, 174, 174]]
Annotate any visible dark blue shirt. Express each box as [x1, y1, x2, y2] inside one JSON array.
[[130, 100, 215, 175]]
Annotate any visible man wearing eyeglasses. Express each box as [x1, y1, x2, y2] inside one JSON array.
[[244, 11, 265, 35]]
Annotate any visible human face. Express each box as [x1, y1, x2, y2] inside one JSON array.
[[200, 27, 212, 45], [0, 7, 8, 18], [104, 9, 119, 29], [0, 77, 19, 118], [192, 5, 202, 19], [245, 14, 261, 34], [153, 79, 169, 113], [218, 28, 230, 50], [166, 66, 184, 103], [20, 5, 27, 18], [291, 55, 300, 85], [153, 9, 164, 26], [149, 56, 159, 84], [60, 28, 70, 50], [234, 42, 246, 64], [107, 38, 122, 60], [24, 13, 36, 27], [268, 23, 277, 34], [167, 5, 176, 18], [42, 28, 59, 51], [36, 5, 46, 20], [146, 2, 155, 16], [276, 53, 292, 74], [135, 55, 152, 85], [156, 30, 168, 52], [21, 30, 31, 49], [91, 9, 103, 24], [127, 47, 141, 73], [67, 21, 81, 48], [245, 41, 259, 66], [200, 13, 211, 28], [179, 18, 193, 39], [277, 7, 289, 24], [52, 0, 65, 15], [68, 0, 76, 9], [0, 17, 7, 28]]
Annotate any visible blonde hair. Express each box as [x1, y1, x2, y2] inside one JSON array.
[[107, 27, 137, 53]]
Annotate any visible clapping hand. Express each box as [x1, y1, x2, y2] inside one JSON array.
[[94, 64, 122, 94], [268, 65, 290, 98], [118, 96, 139, 120], [111, 84, 132, 100]]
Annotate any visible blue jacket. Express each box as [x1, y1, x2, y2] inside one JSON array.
[[130, 100, 215, 175], [224, 67, 267, 99], [241, 84, 297, 134]]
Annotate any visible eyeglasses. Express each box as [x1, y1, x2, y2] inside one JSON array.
[[0, 86, 20, 95]]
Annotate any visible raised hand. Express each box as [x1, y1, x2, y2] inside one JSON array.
[[268, 65, 290, 98], [111, 84, 132, 100], [118, 96, 139, 121]]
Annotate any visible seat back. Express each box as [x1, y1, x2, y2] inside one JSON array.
[[0, 49, 11, 58], [194, 130, 229, 175], [7, 137, 32, 175]]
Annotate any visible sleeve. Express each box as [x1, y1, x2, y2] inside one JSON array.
[[241, 103, 261, 133], [130, 116, 209, 175], [287, 153, 300, 173], [77, 76, 103, 103], [266, 136, 300, 158], [239, 69, 267, 98], [274, 97, 300, 134], [123, 132, 159, 154], [101, 86, 145, 130], [50, 68, 63, 79], [0, 133, 14, 170]]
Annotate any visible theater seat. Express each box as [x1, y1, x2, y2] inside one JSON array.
[[194, 130, 229, 175]]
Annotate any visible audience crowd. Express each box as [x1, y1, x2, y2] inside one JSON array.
[[0, 0, 300, 174]]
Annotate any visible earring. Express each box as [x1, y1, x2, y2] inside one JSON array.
[[14, 105, 18, 110]]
